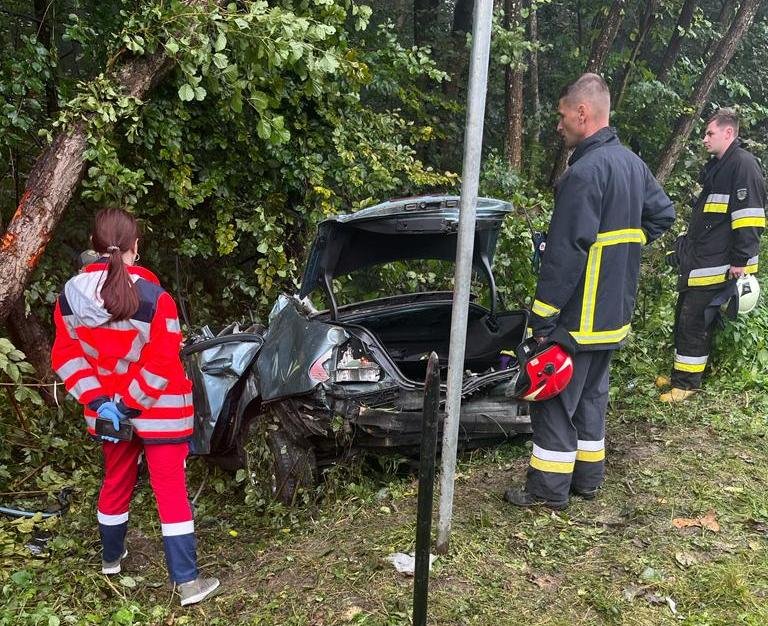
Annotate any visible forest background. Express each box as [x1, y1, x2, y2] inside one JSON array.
[[1, 0, 768, 623]]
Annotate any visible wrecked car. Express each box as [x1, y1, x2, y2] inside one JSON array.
[[182, 195, 531, 504]]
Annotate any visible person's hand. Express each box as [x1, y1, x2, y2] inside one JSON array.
[[729, 265, 745, 279], [97, 401, 125, 431]]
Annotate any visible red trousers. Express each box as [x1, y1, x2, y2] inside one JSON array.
[[98, 439, 197, 583]]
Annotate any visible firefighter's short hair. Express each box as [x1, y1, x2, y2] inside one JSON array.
[[708, 108, 740, 135], [559, 73, 610, 116]]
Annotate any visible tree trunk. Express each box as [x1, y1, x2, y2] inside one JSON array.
[[33, 0, 58, 116], [528, 0, 541, 145], [504, 0, 525, 171], [656, 0, 697, 82], [0, 0, 213, 324], [704, 0, 738, 58], [452, 0, 474, 35], [614, 0, 659, 110], [0, 203, 55, 405], [549, 0, 627, 185], [585, 0, 626, 72], [656, 0, 761, 183], [394, 0, 408, 31], [414, 0, 441, 47], [7, 300, 57, 404]]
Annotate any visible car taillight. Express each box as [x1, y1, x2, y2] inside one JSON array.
[[309, 350, 332, 383], [333, 342, 381, 383]]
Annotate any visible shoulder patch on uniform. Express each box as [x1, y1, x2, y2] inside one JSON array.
[[737, 188, 748, 201]]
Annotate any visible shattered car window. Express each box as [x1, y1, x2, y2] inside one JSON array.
[[316, 259, 488, 309]]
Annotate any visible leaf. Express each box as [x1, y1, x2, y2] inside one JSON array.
[[250, 90, 269, 112], [700, 510, 720, 532], [213, 53, 228, 69], [6, 362, 20, 383], [674, 552, 697, 568], [11, 569, 31, 585], [640, 566, 664, 583], [178, 84, 195, 101], [215, 32, 227, 52], [666, 596, 678, 615], [622, 584, 643, 601], [165, 38, 179, 55], [256, 118, 271, 140], [119, 576, 137, 588], [672, 517, 695, 528], [673, 510, 720, 532], [194, 86, 207, 101]]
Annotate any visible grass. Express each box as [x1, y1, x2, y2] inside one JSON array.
[[2, 371, 768, 625]]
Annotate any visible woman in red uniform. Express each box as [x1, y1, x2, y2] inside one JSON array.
[[51, 208, 219, 606]]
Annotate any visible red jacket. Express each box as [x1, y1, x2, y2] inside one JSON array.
[[51, 262, 194, 442]]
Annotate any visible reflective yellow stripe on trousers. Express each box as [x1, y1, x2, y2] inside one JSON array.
[[574, 228, 646, 342], [530, 444, 576, 474], [576, 438, 605, 462]]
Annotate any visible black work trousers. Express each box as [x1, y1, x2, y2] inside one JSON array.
[[670, 288, 719, 390], [525, 349, 613, 503]]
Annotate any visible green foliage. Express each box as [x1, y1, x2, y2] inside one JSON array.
[[479, 152, 552, 307], [38, 0, 457, 322], [0, 339, 43, 407], [712, 237, 768, 391], [0, 35, 53, 146]]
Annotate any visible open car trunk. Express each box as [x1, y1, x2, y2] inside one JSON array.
[[335, 298, 528, 381]]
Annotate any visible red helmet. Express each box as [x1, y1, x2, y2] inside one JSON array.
[[513, 338, 574, 401]]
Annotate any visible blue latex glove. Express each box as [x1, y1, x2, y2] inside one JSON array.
[[96, 401, 125, 431]]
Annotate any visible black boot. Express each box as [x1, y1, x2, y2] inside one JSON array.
[[570, 487, 598, 500], [503, 487, 568, 510]]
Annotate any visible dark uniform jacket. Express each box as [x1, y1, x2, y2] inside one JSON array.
[[675, 139, 765, 291], [529, 127, 675, 351]]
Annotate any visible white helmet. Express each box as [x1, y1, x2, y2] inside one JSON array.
[[736, 274, 760, 314]]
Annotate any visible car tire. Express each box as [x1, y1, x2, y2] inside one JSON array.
[[267, 428, 317, 506]]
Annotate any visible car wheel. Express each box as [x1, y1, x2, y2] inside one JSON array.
[[267, 428, 318, 506]]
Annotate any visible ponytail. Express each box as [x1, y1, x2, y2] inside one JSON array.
[[92, 208, 140, 321]]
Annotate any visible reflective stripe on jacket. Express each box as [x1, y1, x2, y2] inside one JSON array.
[[51, 263, 193, 442], [529, 127, 675, 351], [677, 139, 765, 291]]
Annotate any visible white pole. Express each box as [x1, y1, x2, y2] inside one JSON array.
[[435, 0, 494, 554]]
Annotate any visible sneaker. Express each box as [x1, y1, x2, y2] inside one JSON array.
[[503, 487, 568, 511], [102, 549, 128, 575], [659, 387, 696, 403], [179, 577, 220, 607]]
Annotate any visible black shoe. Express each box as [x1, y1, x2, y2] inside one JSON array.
[[571, 487, 598, 500], [503, 488, 568, 511]]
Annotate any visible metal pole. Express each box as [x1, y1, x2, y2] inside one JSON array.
[[435, 0, 494, 555], [412, 352, 441, 626]]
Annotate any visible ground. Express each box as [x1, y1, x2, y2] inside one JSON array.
[[2, 378, 768, 626]]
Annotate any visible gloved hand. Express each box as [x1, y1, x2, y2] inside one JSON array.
[[96, 401, 126, 431]]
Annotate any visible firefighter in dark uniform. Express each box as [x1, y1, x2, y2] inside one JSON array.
[[504, 74, 675, 509], [659, 109, 765, 402]]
